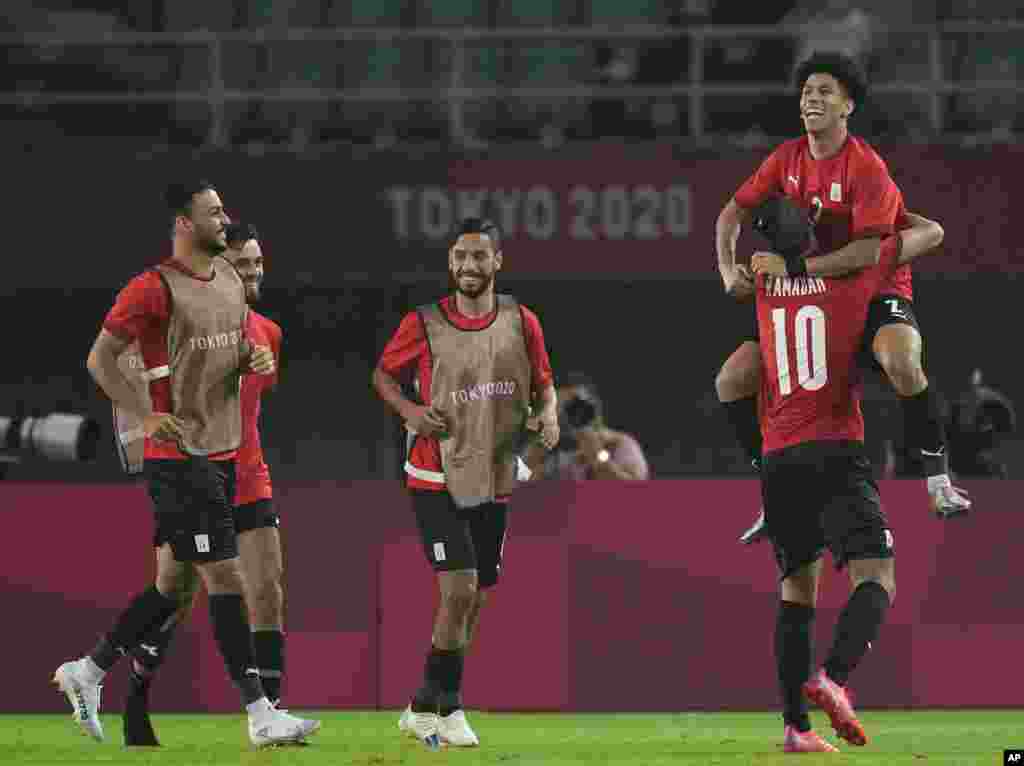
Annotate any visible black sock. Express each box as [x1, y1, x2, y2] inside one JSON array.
[[208, 594, 264, 706], [90, 586, 180, 671], [252, 630, 285, 704], [901, 386, 948, 477], [411, 647, 447, 713], [130, 614, 181, 680], [824, 582, 891, 687], [775, 601, 815, 732], [437, 649, 465, 717], [721, 396, 763, 470]]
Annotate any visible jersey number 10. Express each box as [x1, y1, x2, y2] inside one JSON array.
[[771, 306, 828, 396]]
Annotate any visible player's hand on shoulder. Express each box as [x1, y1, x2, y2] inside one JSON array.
[[143, 412, 186, 443], [407, 405, 449, 439], [751, 252, 788, 277], [248, 344, 276, 376], [723, 264, 755, 301]]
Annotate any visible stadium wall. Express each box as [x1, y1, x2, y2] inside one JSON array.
[[5, 479, 1021, 713]]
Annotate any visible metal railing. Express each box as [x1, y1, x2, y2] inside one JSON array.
[[2, 22, 1021, 147]]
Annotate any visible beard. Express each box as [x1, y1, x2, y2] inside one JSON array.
[[453, 270, 493, 298], [197, 231, 227, 255]]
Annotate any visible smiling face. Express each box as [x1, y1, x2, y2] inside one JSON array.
[[800, 72, 853, 136], [179, 188, 230, 255], [225, 238, 264, 303], [449, 233, 502, 298]]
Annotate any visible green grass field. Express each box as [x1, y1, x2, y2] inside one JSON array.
[[2, 710, 1017, 765]]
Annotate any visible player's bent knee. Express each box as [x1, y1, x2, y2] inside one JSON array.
[[716, 343, 761, 402]]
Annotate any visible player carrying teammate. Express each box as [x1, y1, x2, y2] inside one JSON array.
[[714, 51, 970, 529], [750, 206, 903, 752]]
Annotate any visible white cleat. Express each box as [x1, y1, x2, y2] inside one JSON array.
[[398, 704, 418, 739], [399, 706, 442, 750], [438, 709, 479, 747], [249, 708, 321, 747], [929, 482, 971, 519], [53, 660, 104, 742]]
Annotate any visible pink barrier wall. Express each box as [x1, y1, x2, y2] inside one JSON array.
[[4, 479, 1021, 713]]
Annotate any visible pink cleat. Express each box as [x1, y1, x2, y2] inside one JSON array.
[[783, 725, 839, 753], [803, 669, 867, 746]]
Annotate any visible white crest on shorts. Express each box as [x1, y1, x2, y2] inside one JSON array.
[[433, 542, 446, 562], [884, 529, 894, 549], [194, 534, 211, 553]]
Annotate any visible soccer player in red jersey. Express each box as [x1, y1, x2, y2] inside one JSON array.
[[372, 218, 558, 749], [714, 51, 970, 522], [748, 229, 904, 752], [119, 222, 292, 746], [55, 182, 317, 748]]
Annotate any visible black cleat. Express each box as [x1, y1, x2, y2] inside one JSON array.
[[123, 669, 159, 747]]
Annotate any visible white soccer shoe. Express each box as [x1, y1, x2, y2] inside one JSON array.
[[249, 707, 321, 747], [929, 481, 971, 519], [438, 709, 480, 747], [398, 705, 442, 750], [53, 660, 104, 742]]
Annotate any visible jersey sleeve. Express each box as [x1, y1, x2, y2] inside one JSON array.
[[733, 149, 785, 209], [520, 305, 554, 393], [851, 159, 901, 240], [377, 311, 426, 382], [102, 271, 169, 342]]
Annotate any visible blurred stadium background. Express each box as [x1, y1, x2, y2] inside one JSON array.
[[2, 0, 1023, 723]]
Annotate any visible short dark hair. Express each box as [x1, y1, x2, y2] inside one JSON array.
[[225, 222, 258, 249], [453, 217, 502, 252], [794, 51, 868, 107], [165, 179, 215, 218]]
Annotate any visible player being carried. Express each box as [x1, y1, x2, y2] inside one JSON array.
[[713, 51, 970, 545]]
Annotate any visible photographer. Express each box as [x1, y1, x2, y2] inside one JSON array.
[[525, 372, 649, 481], [948, 369, 1016, 478]]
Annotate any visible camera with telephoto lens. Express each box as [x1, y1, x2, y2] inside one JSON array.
[[562, 393, 600, 436], [0, 413, 101, 477]]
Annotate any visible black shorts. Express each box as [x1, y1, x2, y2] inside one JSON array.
[[761, 441, 894, 581], [147, 458, 238, 563], [410, 490, 508, 589], [234, 499, 280, 535], [860, 294, 920, 372]]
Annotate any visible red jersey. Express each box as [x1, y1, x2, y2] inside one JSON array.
[[103, 260, 238, 461], [377, 295, 554, 492], [235, 310, 281, 506], [757, 235, 901, 453], [735, 134, 912, 300]]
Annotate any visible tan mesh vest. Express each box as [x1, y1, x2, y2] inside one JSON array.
[[418, 295, 533, 508], [156, 256, 247, 456], [112, 341, 154, 474]]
